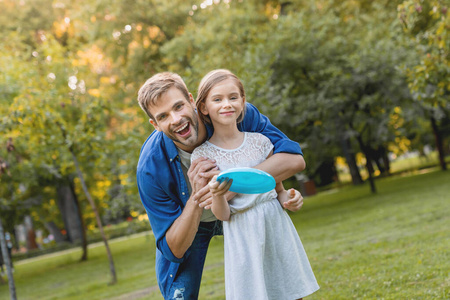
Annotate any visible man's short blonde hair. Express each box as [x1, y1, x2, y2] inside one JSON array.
[[137, 72, 190, 120]]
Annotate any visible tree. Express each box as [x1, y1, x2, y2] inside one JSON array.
[[0, 28, 117, 283], [0, 220, 17, 300], [399, 0, 450, 170]]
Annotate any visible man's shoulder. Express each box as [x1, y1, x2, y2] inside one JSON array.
[[137, 131, 171, 173]]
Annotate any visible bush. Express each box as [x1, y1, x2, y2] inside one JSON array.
[[12, 219, 151, 262]]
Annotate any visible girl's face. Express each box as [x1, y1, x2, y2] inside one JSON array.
[[200, 78, 245, 126]]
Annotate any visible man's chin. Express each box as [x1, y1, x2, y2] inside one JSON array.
[[174, 135, 199, 151]]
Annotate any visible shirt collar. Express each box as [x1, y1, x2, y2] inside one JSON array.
[[162, 133, 180, 163]]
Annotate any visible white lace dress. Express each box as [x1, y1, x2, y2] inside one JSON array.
[[191, 132, 319, 300]]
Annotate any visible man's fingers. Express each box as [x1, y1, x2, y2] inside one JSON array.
[[201, 169, 220, 180], [193, 185, 210, 203], [188, 157, 216, 178]]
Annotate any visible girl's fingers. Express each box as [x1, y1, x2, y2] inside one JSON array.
[[289, 188, 296, 198]]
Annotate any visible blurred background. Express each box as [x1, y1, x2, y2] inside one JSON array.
[[0, 0, 448, 299]]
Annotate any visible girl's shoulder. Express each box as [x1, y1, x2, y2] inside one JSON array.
[[245, 131, 271, 144], [191, 141, 213, 162]]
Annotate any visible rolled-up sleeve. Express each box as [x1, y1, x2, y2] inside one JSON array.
[[239, 103, 303, 155]]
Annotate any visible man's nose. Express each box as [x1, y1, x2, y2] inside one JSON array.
[[170, 111, 182, 123]]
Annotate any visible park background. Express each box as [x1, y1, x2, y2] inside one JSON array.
[[0, 0, 449, 299]]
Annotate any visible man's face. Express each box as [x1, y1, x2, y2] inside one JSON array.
[[148, 87, 206, 153]]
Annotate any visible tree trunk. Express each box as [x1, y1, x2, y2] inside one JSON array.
[[56, 182, 82, 242], [56, 178, 88, 260], [373, 146, 390, 176], [365, 157, 377, 194], [430, 116, 447, 171], [340, 137, 363, 185], [43, 221, 65, 243], [0, 220, 17, 300], [381, 147, 391, 175], [11, 229, 19, 252], [23, 216, 38, 251], [356, 136, 377, 194], [70, 149, 117, 284], [67, 177, 88, 261]]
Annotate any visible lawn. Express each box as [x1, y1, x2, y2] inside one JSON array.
[[1, 170, 449, 299]]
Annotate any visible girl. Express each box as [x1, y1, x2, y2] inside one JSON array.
[[191, 69, 319, 299]]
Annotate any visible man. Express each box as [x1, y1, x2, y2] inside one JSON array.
[[137, 72, 305, 299]]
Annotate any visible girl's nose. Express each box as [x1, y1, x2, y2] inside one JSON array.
[[222, 99, 232, 107]]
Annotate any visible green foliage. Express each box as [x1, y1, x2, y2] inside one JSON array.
[[399, 0, 449, 115]]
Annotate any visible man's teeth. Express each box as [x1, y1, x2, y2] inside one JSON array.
[[175, 123, 188, 133]]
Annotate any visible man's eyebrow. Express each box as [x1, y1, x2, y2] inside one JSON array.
[[172, 100, 185, 109], [154, 111, 165, 120], [154, 100, 185, 120]]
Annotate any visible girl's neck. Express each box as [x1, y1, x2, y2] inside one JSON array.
[[209, 124, 244, 149]]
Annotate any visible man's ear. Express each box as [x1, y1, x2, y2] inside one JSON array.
[[189, 93, 195, 105], [149, 119, 161, 131]]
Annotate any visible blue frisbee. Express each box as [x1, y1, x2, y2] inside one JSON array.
[[217, 167, 276, 194]]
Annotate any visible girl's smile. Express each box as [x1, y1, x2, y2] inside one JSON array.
[[200, 78, 245, 125]]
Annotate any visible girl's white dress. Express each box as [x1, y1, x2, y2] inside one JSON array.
[[191, 132, 319, 300]]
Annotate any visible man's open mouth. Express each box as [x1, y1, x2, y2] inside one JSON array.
[[174, 122, 191, 137]]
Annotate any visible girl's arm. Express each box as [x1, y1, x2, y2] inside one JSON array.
[[208, 175, 232, 221], [276, 182, 289, 207], [276, 181, 304, 212]]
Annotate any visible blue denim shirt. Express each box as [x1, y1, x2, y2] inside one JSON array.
[[136, 103, 303, 294]]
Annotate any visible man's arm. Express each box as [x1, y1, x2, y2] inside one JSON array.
[[256, 153, 305, 182], [239, 103, 305, 181], [137, 156, 217, 262], [165, 189, 205, 258], [166, 157, 217, 258]]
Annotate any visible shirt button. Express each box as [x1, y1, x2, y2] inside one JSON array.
[[170, 158, 172, 162], [182, 192, 185, 195], [170, 274, 173, 277]]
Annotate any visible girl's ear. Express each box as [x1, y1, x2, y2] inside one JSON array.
[[243, 96, 246, 105], [200, 102, 209, 116]]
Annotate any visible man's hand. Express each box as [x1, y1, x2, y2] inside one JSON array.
[[188, 157, 219, 194], [282, 188, 304, 212]]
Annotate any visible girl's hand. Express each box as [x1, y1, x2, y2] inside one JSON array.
[[208, 175, 233, 197], [282, 188, 303, 212]]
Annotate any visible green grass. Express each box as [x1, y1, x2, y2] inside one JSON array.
[[1, 170, 449, 299]]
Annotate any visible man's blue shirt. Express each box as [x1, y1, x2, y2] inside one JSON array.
[[136, 103, 302, 295]]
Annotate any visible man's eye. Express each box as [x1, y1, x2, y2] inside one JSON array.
[[175, 104, 184, 110], [158, 115, 166, 121]]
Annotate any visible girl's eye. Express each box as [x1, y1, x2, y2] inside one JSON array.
[[231, 96, 237, 100], [213, 98, 221, 102]]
